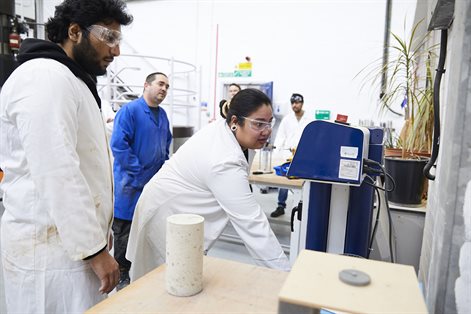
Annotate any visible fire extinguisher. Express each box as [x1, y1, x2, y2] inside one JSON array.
[[9, 29, 20, 53]]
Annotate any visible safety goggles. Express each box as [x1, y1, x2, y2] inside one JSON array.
[[86, 24, 122, 48], [290, 94, 303, 103], [241, 116, 275, 131]]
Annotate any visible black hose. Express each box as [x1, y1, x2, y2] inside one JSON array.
[[384, 187, 395, 263], [424, 29, 447, 180], [367, 186, 381, 259], [362, 161, 395, 262]]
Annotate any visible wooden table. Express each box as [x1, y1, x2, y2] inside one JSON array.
[[279, 250, 428, 313], [249, 171, 303, 189], [249, 151, 303, 189], [86, 256, 288, 313]]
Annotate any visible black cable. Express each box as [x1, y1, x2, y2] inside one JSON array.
[[363, 170, 395, 192], [363, 161, 395, 263], [424, 29, 447, 180], [383, 171, 396, 192], [384, 185, 395, 263], [363, 159, 389, 170], [367, 182, 395, 263], [363, 174, 377, 187], [367, 185, 381, 259], [363, 159, 396, 192], [363, 165, 383, 174]]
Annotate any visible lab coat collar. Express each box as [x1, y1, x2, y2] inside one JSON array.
[[220, 119, 253, 167], [17, 38, 101, 109]]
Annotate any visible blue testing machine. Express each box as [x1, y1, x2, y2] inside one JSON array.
[[288, 120, 384, 258]]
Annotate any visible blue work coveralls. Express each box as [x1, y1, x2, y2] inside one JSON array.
[[111, 97, 172, 221]]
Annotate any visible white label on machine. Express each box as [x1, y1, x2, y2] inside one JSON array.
[[338, 159, 360, 180], [340, 146, 358, 159]]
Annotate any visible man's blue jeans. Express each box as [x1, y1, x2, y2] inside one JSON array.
[[278, 188, 288, 207]]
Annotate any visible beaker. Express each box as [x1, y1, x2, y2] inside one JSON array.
[[259, 146, 273, 173]]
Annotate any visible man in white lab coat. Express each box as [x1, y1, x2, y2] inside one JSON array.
[[127, 89, 290, 281], [0, 0, 132, 312], [271, 93, 313, 217]]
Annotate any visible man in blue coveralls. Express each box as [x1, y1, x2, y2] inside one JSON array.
[[111, 72, 172, 290]]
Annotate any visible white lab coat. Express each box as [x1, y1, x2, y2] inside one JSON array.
[[0, 59, 113, 312], [127, 119, 290, 280], [274, 111, 313, 158], [101, 99, 116, 140]]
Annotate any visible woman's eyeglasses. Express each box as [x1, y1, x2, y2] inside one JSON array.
[[241, 116, 275, 131], [86, 24, 122, 48]]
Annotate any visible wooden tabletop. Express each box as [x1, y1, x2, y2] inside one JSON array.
[[279, 250, 428, 313], [249, 151, 304, 189], [249, 172, 303, 189], [87, 256, 289, 313]]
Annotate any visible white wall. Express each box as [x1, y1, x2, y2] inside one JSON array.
[[38, 0, 417, 131], [15, 0, 36, 20], [122, 0, 417, 130]]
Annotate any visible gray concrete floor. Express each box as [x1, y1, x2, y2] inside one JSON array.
[[0, 185, 293, 312]]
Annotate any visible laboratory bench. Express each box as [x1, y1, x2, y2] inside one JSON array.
[[86, 251, 427, 314], [249, 151, 303, 190], [86, 256, 288, 313], [279, 250, 428, 313]]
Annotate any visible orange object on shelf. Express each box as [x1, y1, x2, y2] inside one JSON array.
[[335, 114, 349, 123]]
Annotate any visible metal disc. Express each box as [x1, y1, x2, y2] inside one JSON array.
[[338, 269, 371, 286]]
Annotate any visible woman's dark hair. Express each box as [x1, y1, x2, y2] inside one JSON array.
[[218, 83, 242, 117], [222, 88, 272, 125], [219, 99, 227, 118], [229, 83, 241, 91], [46, 0, 133, 44]]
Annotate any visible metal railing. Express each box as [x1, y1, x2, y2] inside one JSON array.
[[97, 52, 200, 130]]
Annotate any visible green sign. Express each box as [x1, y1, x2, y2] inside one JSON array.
[[218, 72, 234, 77], [234, 70, 252, 77], [315, 110, 330, 120]]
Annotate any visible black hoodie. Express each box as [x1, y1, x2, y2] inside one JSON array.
[[18, 38, 101, 109]]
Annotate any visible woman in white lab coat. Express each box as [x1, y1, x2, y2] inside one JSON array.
[[127, 89, 290, 280]]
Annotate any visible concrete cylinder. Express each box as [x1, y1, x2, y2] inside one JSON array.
[[165, 214, 204, 296]]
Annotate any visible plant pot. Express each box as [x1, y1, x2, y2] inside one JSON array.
[[384, 156, 429, 206], [384, 148, 431, 158]]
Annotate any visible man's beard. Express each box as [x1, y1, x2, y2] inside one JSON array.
[[73, 36, 106, 76]]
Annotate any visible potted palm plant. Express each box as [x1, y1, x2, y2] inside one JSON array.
[[361, 20, 437, 205]]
